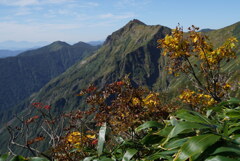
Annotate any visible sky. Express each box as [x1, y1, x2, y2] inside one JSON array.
[[0, 0, 239, 44]]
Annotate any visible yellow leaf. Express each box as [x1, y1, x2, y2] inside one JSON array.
[[86, 134, 96, 139], [132, 97, 140, 105], [193, 36, 198, 43], [230, 42, 235, 48]]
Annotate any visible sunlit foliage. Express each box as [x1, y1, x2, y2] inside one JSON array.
[[158, 25, 238, 103]]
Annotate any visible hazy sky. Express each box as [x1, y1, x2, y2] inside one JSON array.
[[0, 0, 239, 43]]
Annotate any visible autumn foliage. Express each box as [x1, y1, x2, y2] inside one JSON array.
[[158, 25, 238, 103], [83, 76, 177, 135]]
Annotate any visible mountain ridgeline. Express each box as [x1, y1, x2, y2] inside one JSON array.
[[13, 20, 172, 113], [0, 41, 98, 124]]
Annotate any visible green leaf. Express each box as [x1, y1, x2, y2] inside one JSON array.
[[218, 98, 240, 106], [10, 156, 26, 161], [121, 141, 135, 146], [167, 122, 211, 139], [98, 156, 114, 161], [83, 157, 94, 161], [135, 121, 163, 132], [99, 158, 113, 161], [174, 134, 221, 161], [205, 155, 238, 161], [97, 122, 107, 156], [156, 126, 173, 137], [228, 127, 240, 135], [147, 150, 177, 160], [164, 138, 188, 150], [122, 149, 138, 161], [141, 134, 163, 145], [211, 147, 240, 155], [223, 121, 228, 136], [29, 157, 50, 161], [224, 109, 240, 119], [156, 149, 179, 155], [146, 153, 166, 161], [176, 110, 212, 124], [0, 154, 9, 161]]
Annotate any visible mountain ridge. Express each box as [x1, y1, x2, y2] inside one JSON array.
[[0, 41, 99, 125], [5, 20, 172, 117]]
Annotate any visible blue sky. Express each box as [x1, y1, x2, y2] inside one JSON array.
[[0, 0, 239, 43]]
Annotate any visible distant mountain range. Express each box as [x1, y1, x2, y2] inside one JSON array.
[[0, 19, 239, 155], [0, 49, 24, 58], [0, 40, 104, 51], [199, 28, 215, 32], [87, 40, 104, 46], [0, 40, 103, 58], [0, 41, 99, 126]]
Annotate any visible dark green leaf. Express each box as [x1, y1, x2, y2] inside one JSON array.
[[10, 156, 26, 161], [224, 109, 240, 119], [176, 110, 212, 124], [212, 147, 240, 155], [218, 98, 240, 106], [164, 138, 188, 150], [147, 150, 177, 160], [98, 156, 114, 161], [174, 134, 221, 161], [141, 134, 163, 145], [228, 126, 240, 135], [135, 121, 163, 132], [156, 126, 173, 137], [205, 155, 238, 161], [168, 122, 211, 139]]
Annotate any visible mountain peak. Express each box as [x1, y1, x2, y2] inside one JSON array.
[[73, 41, 92, 48], [126, 19, 146, 27], [46, 41, 70, 52], [50, 41, 70, 47], [104, 19, 156, 45], [199, 28, 215, 32]]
